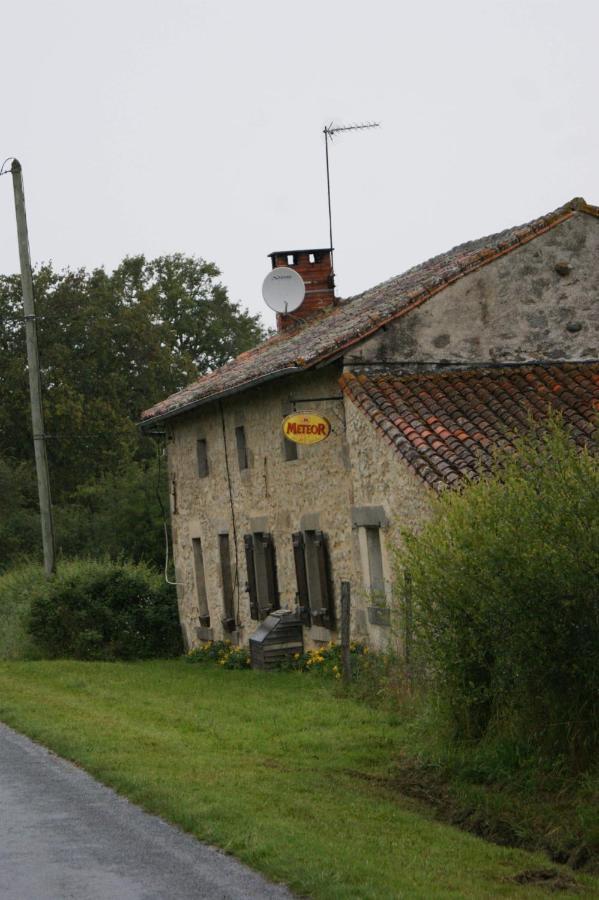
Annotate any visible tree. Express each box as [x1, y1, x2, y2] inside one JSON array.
[[0, 254, 266, 566], [0, 254, 265, 498]]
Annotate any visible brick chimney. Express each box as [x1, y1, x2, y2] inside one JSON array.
[[268, 248, 335, 332]]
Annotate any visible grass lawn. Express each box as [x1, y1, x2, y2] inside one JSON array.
[[0, 660, 595, 899]]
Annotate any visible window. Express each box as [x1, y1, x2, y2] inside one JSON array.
[[196, 439, 209, 478], [351, 506, 389, 605], [235, 425, 248, 470], [192, 538, 210, 626], [218, 533, 236, 631], [283, 437, 298, 461], [365, 526, 385, 602], [281, 402, 298, 461], [292, 530, 334, 628], [244, 532, 280, 619]]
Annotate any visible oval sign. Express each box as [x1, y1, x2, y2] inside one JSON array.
[[282, 411, 331, 445]]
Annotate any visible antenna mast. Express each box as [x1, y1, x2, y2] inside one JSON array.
[[323, 120, 380, 287]]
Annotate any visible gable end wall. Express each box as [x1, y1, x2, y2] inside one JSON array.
[[347, 214, 599, 366]]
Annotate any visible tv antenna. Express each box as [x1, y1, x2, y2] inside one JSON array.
[[323, 121, 380, 287]]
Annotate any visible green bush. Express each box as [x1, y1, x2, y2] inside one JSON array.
[[397, 417, 599, 760], [0, 562, 50, 659], [27, 559, 182, 660]]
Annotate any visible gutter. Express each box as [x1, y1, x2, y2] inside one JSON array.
[[139, 366, 302, 429]]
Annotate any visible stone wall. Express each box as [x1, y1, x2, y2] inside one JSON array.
[[343, 397, 432, 651], [167, 365, 361, 649], [346, 214, 599, 367]]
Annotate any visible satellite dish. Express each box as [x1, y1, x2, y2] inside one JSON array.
[[262, 267, 305, 314]]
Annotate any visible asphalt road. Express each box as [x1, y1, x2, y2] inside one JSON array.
[[0, 722, 293, 900]]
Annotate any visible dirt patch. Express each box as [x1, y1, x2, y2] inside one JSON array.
[[509, 868, 579, 892]]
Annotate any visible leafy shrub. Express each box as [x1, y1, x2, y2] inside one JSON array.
[[0, 561, 50, 659], [397, 417, 599, 759], [28, 559, 182, 660], [186, 640, 251, 669]]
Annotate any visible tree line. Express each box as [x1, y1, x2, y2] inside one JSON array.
[[0, 254, 265, 571]]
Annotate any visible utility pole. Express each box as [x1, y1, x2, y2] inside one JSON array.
[[10, 159, 56, 575]]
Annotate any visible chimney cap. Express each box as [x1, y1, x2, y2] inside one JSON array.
[[267, 247, 333, 259]]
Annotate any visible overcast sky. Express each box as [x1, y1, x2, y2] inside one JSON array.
[[1, 0, 598, 329]]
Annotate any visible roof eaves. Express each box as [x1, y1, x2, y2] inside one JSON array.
[[140, 365, 301, 427]]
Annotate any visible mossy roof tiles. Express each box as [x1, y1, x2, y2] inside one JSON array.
[[142, 198, 599, 423], [340, 362, 599, 490]]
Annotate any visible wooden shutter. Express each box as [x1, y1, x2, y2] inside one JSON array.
[[244, 534, 260, 620], [262, 533, 280, 612], [314, 530, 335, 628], [292, 532, 310, 625]]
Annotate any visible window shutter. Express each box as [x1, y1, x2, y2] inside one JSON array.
[[262, 532, 280, 613], [314, 530, 335, 628], [244, 534, 260, 620], [292, 531, 310, 625]]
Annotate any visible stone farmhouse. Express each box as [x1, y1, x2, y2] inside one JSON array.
[[142, 198, 599, 651]]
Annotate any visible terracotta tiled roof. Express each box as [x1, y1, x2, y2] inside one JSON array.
[[340, 362, 599, 490], [142, 198, 599, 423]]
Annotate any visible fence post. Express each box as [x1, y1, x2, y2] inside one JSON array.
[[340, 580, 351, 684]]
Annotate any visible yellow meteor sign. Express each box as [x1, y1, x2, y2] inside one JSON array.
[[282, 412, 331, 445]]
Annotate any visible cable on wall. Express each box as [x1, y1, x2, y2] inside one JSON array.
[[219, 401, 241, 626], [155, 437, 182, 586]]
